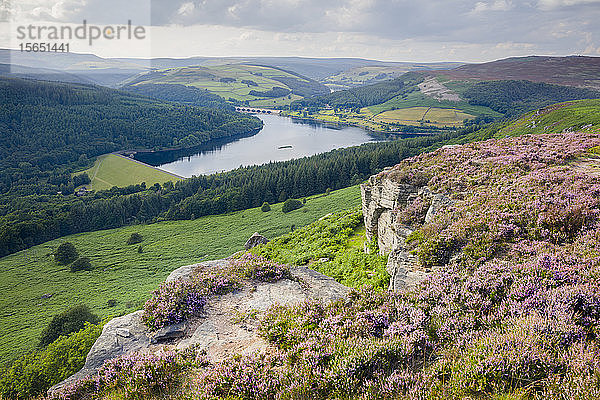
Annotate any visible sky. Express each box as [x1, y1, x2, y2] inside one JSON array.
[[1, 0, 600, 62]]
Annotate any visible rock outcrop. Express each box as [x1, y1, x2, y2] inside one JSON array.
[[244, 232, 269, 250], [361, 172, 452, 291], [51, 258, 349, 393]]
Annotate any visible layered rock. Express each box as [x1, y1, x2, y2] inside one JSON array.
[[51, 259, 348, 393], [361, 172, 452, 291]]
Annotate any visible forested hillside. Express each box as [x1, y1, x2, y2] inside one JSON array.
[[0, 77, 262, 196], [121, 83, 233, 110], [292, 73, 423, 109], [462, 80, 600, 117]]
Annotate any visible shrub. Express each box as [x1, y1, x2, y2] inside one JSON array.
[[193, 270, 242, 295], [39, 304, 100, 347], [142, 280, 206, 331], [0, 322, 103, 400], [48, 349, 200, 400], [231, 253, 290, 283], [261, 202, 271, 212], [282, 198, 303, 213], [70, 257, 92, 272], [126, 232, 143, 245], [54, 242, 78, 265]]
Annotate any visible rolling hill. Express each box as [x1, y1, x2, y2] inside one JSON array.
[[435, 55, 600, 89], [0, 185, 361, 362], [288, 57, 600, 131], [121, 63, 330, 107]]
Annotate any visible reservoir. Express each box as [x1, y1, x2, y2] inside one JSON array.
[[135, 114, 385, 177]]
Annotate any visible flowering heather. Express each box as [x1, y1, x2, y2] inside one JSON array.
[[190, 132, 600, 399], [142, 280, 206, 331], [48, 349, 199, 400], [231, 253, 291, 283], [49, 131, 600, 399], [193, 269, 242, 295]]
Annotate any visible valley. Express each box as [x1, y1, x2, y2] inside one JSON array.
[[0, 185, 361, 362], [2, 49, 600, 400]]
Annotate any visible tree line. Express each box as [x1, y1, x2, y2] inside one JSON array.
[[463, 80, 600, 117], [0, 125, 482, 257]]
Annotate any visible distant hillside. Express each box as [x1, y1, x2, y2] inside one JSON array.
[[437, 55, 600, 89], [1, 49, 149, 87], [289, 65, 600, 131], [121, 83, 233, 110], [122, 64, 330, 107], [0, 63, 97, 85], [1, 49, 462, 89], [322, 62, 463, 90]]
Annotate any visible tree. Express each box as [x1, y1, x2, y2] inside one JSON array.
[[39, 304, 99, 347], [261, 202, 271, 212], [54, 242, 78, 265], [70, 257, 92, 272], [282, 199, 303, 213], [127, 232, 144, 245]]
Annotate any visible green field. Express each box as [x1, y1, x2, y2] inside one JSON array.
[[0, 186, 361, 362], [82, 154, 183, 191], [367, 90, 502, 118], [372, 107, 475, 127], [126, 64, 326, 106]]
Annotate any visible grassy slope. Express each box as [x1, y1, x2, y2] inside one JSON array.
[[446, 99, 600, 145], [372, 107, 475, 127], [495, 98, 600, 137], [82, 154, 183, 191], [0, 186, 360, 362], [128, 64, 312, 105], [366, 89, 502, 118]]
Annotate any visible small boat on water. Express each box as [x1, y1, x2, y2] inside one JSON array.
[[278, 145, 293, 149]]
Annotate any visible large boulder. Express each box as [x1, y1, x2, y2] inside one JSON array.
[[50, 259, 349, 394], [244, 232, 269, 250]]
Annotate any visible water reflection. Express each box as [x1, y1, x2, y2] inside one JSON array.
[[135, 114, 387, 177]]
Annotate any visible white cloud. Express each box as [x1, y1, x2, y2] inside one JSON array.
[[537, 0, 600, 10], [1, 1, 598, 62], [177, 2, 195, 17], [470, 0, 514, 14]]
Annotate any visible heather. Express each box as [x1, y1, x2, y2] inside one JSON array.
[[47, 349, 201, 400], [49, 131, 600, 399], [188, 132, 600, 399], [142, 254, 289, 331]]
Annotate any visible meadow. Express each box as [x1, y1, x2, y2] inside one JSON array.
[[0, 186, 360, 362], [82, 154, 183, 191], [372, 107, 475, 127], [366, 89, 502, 118], [126, 64, 324, 106]]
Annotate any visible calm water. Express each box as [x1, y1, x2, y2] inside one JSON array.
[[139, 114, 384, 177]]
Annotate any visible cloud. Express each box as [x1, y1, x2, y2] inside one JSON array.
[[470, 0, 514, 14], [537, 0, 600, 10], [3, 0, 599, 61]]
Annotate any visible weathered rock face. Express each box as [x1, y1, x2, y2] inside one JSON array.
[[244, 232, 269, 250], [361, 173, 452, 291], [50, 259, 349, 393]]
